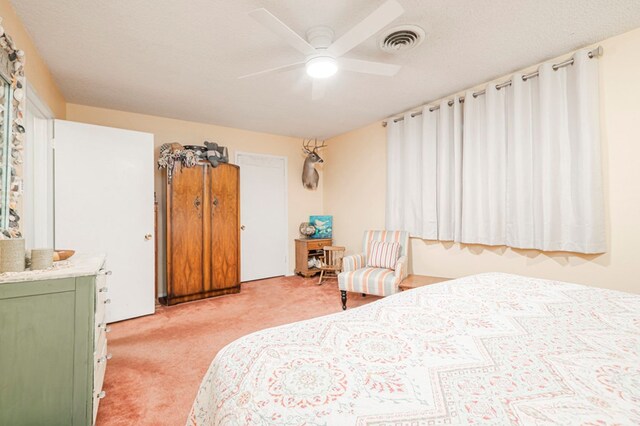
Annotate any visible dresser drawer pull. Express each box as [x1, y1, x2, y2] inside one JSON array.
[[104, 299, 111, 304], [98, 353, 113, 363], [99, 270, 113, 276], [97, 391, 106, 399], [99, 287, 108, 293]]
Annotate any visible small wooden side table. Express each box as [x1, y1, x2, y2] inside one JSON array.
[[295, 238, 333, 277], [399, 274, 450, 291]]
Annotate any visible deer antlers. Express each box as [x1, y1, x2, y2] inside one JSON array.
[[302, 138, 327, 154]]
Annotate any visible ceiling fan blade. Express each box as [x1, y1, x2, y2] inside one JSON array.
[[249, 8, 317, 56], [338, 58, 401, 76], [312, 79, 327, 100], [239, 61, 305, 79], [327, 0, 404, 57]]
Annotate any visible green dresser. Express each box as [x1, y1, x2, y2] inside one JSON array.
[[0, 255, 110, 425]]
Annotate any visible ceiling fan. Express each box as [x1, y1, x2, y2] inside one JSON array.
[[240, 0, 405, 100]]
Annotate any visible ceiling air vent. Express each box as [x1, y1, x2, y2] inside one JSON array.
[[379, 25, 425, 53]]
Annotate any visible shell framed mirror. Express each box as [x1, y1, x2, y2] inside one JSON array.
[[0, 20, 25, 239]]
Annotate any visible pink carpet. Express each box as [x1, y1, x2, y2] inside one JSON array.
[[96, 276, 377, 426]]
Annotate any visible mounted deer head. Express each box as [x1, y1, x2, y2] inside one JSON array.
[[302, 139, 326, 190]]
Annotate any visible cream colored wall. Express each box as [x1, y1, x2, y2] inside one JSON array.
[[324, 27, 640, 294], [66, 103, 323, 293], [0, 0, 65, 117], [324, 122, 387, 257]]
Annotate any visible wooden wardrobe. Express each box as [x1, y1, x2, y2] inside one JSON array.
[[165, 162, 240, 305]]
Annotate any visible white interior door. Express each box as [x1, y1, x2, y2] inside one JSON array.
[[54, 120, 155, 323], [22, 84, 54, 249], [236, 152, 287, 281]]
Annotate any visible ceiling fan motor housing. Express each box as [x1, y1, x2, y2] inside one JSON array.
[[306, 26, 335, 49]]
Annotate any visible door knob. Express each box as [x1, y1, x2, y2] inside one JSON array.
[[240, 225, 246, 231], [144, 233, 152, 240]]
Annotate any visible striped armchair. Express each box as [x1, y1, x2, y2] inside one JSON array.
[[338, 230, 409, 310]]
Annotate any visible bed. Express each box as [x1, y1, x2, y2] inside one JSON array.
[[187, 273, 640, 425]]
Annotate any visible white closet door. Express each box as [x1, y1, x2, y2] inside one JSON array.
[[54, 120, 155, 323], [236, 152, 287, 282]]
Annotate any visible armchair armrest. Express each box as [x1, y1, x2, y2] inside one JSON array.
[[395, 256, 408, 281], [342, 253, 365, 272]]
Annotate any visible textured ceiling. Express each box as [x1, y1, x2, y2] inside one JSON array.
[[11, 0, 640, 138]]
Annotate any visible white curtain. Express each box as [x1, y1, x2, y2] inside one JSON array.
[[435, 100, 462, 241], [386, 117, 404, 231], [386, 49, 606, 254], [503, 50, 605, 252], [387, 111, 427, 237], [461, 84, 508, 246], [422, 106, 437, 239], [386, 103, 462, 241]]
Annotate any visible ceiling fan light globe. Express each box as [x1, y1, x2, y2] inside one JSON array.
[[306, 56, 338, 79]]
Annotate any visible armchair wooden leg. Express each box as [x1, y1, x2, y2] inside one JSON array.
[[318, 270, 324, 285], [341, 290, 347, 310]]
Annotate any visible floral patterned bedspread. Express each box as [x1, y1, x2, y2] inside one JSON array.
[[187, 273, 640, 425]]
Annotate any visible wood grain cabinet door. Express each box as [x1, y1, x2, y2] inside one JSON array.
[[167, 166, 206, 298], [209, 164, 240, 289]]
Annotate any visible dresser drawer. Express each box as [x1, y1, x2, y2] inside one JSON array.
[[96, 272, 109, 298], [307, 240, 330, 251], [95, 272, 109, 316], [94, 337, 108, 389], [93, 338, 109, 424], [94, 324, 107, 354], [95, 294, 108, 332]]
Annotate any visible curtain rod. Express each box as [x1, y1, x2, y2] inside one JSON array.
[[382, 45, 603, 126]]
